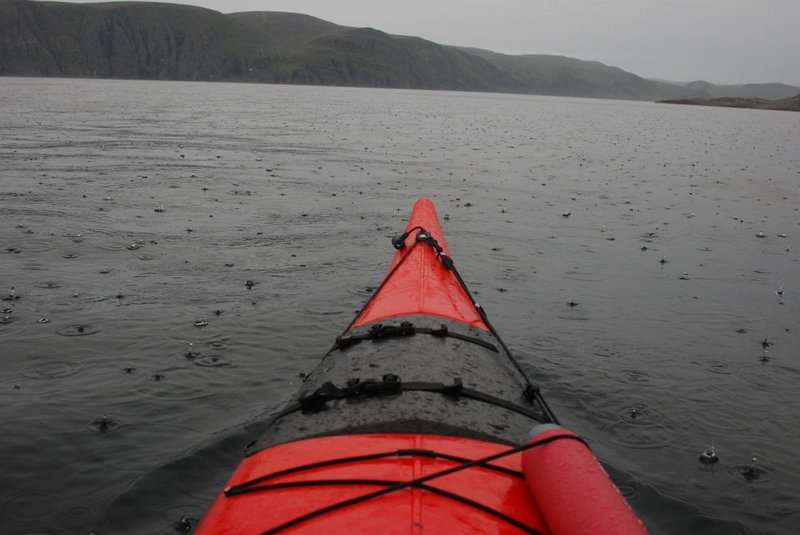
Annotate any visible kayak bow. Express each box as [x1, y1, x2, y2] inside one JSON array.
[[196, 198, 646, 534]]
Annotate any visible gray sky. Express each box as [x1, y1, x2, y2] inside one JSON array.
[[59, 0, 800, 86]]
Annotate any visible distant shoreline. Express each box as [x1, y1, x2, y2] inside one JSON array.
[[658, 94, 800, 112], [2, 0, 800, 102]]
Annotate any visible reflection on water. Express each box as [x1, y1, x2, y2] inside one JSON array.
[[1, 77, 798, 534]]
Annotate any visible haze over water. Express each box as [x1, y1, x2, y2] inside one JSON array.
[[1, 77, 799, 534]]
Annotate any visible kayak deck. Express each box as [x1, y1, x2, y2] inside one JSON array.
[[200, 434, 548, 534], [257, 313, 548, 449], [352, 197, 488, 330], [195, 198, 646, 534]]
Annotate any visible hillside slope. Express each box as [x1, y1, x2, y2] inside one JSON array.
[[1, 0, 797, 100], [659, 93, 800, 112]]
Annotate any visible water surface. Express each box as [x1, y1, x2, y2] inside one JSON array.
[[1, 77, 799, 534]]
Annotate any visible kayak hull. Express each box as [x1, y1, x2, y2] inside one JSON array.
[[195, 198, 647, 534]]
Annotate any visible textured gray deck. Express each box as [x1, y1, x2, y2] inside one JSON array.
[[252, 315, 547, 453]]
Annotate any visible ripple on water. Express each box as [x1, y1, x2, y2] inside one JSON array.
[[21, 360, 85, 379], [0, 491, 61, 521], [601, 403, 679, 450], [616, 368, 653, 384], [1, 240, 53, 254], [93, 243, 129, 252], [163, 504, 204, 534], [726, 461, 774, 485], [615, 483, 639, 500], [87, 416, 123, 433], [94, 237, 145, 252], [705, 361, 734, 375], [55, 324, 99, 337], [21, 262, 48, 271], [205, 339, 230, 351], [192, 354, 233, 368], [84, 421, 198, 473], [34, 282, 62, 290], [556, 314, 590, 321], [136, 366, 224, 402], [44, 295, 105, 315]]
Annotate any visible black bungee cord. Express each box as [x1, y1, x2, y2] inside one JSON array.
[[404, 227, 560, 424], [250, 431, 588, 534], [227, 224, 574, 533]]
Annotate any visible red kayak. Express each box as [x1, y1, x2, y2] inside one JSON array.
[[196, 198, 647, 534]]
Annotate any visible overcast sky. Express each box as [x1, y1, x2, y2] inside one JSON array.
[[59, 0, 800, 86]]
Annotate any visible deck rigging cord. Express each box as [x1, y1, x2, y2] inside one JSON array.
[[268, 374, 548, 422], [223, 431, 589, 534], [339, 225, 559, 424], [226, 224, 573, 532], [334, 321, 500, 352]]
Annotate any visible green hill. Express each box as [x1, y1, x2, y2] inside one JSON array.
[[1, 0, 797, 100], [659, 93, 800, 112]]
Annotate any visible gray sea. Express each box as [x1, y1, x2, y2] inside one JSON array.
[[1, 77, 798, 534]]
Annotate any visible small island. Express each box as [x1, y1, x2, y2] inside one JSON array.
[[659, 93, 800, 112]]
